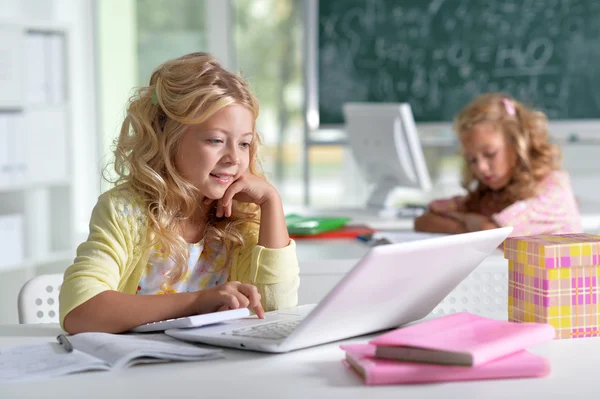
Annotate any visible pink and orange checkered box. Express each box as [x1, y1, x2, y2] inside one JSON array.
[[504, 234, 600, 339]]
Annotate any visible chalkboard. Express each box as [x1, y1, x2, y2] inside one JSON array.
[[318, 0, 600, 124]]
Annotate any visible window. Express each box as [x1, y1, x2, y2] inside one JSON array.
[[136, 0, 207, 85], [99, 0, 353, 207], [232, 0, 353, 206], [232, 0, 306, 205]]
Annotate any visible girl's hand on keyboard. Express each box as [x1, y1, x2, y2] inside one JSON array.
[[194, 281, 266, 319]]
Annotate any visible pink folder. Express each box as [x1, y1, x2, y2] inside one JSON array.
[[369, 312, 556, 366], [341, 343, 551, 385]]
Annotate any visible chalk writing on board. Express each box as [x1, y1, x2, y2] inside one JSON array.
[[318, 0, 600, 124]]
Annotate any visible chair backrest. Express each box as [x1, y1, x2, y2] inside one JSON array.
[[430, 255, 507, 320], [18, 273, 63, 324]]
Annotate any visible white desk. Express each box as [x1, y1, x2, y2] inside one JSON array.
[[0, 324, 599, 398], [288, 201, 600, 234], [293, 206, 600, 307]]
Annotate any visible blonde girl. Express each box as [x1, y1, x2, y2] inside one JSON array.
[[59, 53, 299, 334]]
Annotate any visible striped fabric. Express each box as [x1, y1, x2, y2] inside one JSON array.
[[505, 234, 600, 339]]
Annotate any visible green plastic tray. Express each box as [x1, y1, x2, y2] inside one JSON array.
[[285, 214, 351, 236]]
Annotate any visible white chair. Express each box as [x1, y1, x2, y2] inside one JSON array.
[[430, 254, 508, 320], [18, 273, 63, 324]]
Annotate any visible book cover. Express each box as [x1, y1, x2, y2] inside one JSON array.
[[369, 312, 555, 366], [341, 343, 551, 385]]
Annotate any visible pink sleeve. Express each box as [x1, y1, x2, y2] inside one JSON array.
[[428, 196, 465, 214], [492, 171, 582, 237]]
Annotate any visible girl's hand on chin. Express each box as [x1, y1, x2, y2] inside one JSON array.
[[204, 172, 278, 218]]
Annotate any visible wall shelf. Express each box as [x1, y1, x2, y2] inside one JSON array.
[[0, 22, 75, 274]]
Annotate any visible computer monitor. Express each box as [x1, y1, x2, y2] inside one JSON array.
[[342, 103, 432, 209]]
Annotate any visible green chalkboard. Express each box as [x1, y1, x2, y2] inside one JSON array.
[[318, 0, 600, 124]]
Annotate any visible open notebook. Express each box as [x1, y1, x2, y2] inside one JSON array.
[[0, 332, 222, 384]]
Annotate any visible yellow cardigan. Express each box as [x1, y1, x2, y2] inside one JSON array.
[[59, 185, 300, 328]]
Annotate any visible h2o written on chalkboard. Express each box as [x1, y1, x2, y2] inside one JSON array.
[[318, 0, 600, 125]]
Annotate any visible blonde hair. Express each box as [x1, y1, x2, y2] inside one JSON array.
[[454, 93, 561, 211], [111, 52, 262, 287]]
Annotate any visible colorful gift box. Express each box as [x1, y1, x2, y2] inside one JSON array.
[[504, 233, 600, 339]]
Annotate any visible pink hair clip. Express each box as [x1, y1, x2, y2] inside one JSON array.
[[503, 98, 516, 116]]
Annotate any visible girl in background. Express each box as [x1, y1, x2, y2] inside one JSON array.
[[414, 93, 581, 236], [59, 53, 299, 334]]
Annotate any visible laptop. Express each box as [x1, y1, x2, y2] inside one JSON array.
[[166, 227, 512, 353]]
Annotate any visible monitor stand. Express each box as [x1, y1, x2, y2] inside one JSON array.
[[365, 178, 397, 210], [286, 177, 426, 228], [354, 178, 426, 220]]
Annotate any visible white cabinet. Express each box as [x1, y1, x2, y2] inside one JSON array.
[[0, 21, 74, 272]]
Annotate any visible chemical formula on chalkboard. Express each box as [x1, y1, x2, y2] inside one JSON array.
[[318, 0, 600, 124]]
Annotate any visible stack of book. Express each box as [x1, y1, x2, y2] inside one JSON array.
[[341, 312, 555, 385]]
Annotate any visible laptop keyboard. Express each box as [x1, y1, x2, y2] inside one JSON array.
[[223, 319, 301, 340]]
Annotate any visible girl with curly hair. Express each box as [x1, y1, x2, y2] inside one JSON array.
[[59, 53, 299, 333], [414, 93, 581, 237]]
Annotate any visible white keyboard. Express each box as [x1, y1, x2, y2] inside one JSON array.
[[224, 319, 301, 340]]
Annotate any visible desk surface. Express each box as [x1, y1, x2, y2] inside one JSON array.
[[294, 232, 508, 265], [1, 324, 599, 398], [288, 202, 600, 233]]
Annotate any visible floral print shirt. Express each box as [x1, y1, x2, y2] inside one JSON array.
[[137, 239, 231, 295]]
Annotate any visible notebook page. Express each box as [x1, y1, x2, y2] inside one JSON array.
[[69, 332, 223, 368], [0, 343, 109, 383]]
